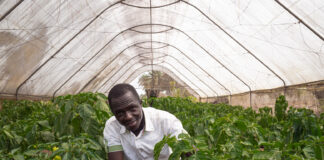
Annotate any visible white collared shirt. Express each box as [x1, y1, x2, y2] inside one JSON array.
[[103, 107, 187, 160]]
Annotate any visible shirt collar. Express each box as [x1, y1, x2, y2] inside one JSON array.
[[118, 107, 154, 134], [119, 122, 127, 134]]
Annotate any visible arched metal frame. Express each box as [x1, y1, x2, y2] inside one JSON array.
[[51, 24, 240, 98], [14, 3, 267, 101], [97, 51, 216, 97], [135, 42, 169, 50], [121, 0, 180, 9], [273, 0, 324, 42], [9, 0, 323, 103], [0, 0, 25, 22], [157, 54, 219, 96], [180, 0, 287, 89], [93, 52, 210, 97], [149, 0, 154, 91], [130, 26, 173, 34], [50, 23, 248, 98], [91, 38, 231, 95], [15, 1, 123, 99], [103, 62, 208, 97], [74, 41, 228, 96], [13, 4, 262, 101], [123, 65, 198, 97], [124, 65, 201, 98], [154, 42, 232, 95]]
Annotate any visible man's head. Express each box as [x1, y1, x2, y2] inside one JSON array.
[[108, 83, 143, 133]]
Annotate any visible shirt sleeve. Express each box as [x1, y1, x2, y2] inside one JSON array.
[[165, 113, 188, 139], [103, 117, 123, 152]]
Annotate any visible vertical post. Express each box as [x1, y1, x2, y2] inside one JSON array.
[[249, 91, 252, 108], [149, 0, 155, 97]]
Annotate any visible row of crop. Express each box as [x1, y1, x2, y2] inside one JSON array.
[[0, 93, 112, 160], [147, 96, 324, 160], [1, 94, 323, 159]]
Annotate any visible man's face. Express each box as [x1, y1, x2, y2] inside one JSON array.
[[110, 91, 143, 132]]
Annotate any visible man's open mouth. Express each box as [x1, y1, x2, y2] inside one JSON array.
[[126, 120, 136, 127]]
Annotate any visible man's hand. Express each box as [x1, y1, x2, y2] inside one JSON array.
[[181, 151, 193, 158], [108, 151, 124, 160]]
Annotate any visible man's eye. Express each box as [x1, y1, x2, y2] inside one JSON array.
[[116, 112, 124, 117], [130, 109, 136, 113], [130, 107, 137, 112]]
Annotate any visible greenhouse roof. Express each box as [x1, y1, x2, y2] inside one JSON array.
[[0, 0, 324, 99]]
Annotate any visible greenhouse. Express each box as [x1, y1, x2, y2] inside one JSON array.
[[0, 0, 324, 159]]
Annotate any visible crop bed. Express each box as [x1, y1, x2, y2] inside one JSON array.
[[0, 93, 112, 160], [0, 93, 323, 160], [149, 96, 324, 159]]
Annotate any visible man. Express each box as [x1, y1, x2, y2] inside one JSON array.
[[103, 83, 187, 160]]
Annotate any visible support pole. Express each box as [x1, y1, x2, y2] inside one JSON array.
[[0, 0, 24, 22], [249, 91, 252, 108], [274, 0, 324, 41]]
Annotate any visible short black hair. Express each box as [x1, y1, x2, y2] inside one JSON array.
[[108, 83, 140, 106]]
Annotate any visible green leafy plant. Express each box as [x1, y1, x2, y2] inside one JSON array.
[[0, 92, 111, 160], [275, 95, 288, 121], [1, 94, 323, 160], [151, 96, 324, 159]]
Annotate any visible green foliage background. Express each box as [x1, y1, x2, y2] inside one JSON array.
[[0, 94, 323, 160], [0, 93, 112, 160], [147, 96, 324, 160]]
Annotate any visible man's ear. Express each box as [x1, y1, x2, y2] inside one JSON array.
[[139, 99, 143, 105]]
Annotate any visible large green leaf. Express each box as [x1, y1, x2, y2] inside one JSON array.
[[40, 131, 55, 142]]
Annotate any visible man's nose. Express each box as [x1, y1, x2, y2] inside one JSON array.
[[125, 111, 133, 120]]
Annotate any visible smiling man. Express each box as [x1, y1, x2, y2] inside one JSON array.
[[103, 83, 187, 160]]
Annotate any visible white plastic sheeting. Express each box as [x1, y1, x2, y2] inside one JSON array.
[[0, 0, 323, 99]]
